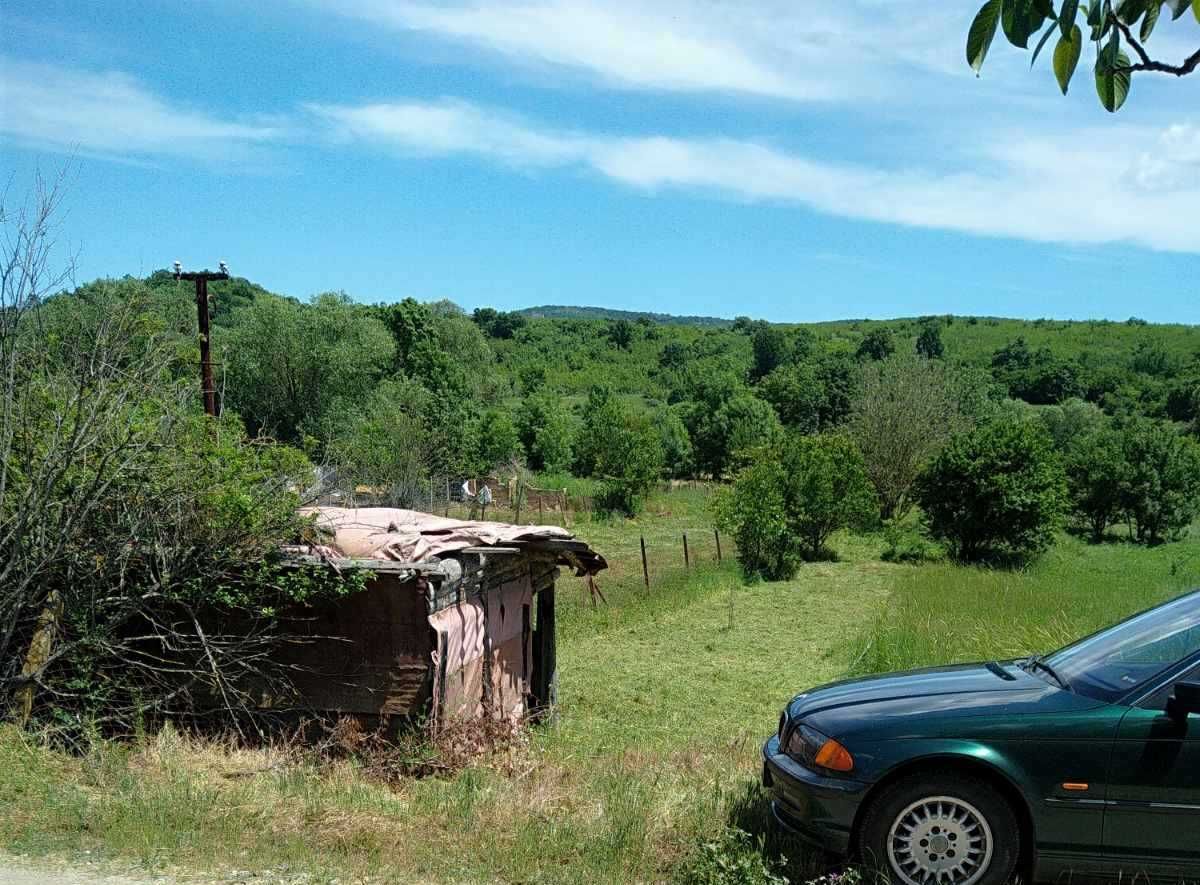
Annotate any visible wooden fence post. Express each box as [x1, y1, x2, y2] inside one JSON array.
[[640, 535, 650, 590], [683, 533, 690, 568], [445, 477, 450, 517], [715, 529, 722, 563]]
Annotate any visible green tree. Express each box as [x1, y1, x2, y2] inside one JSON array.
[[516, 394, 574, 472], [849, 354, 973, 520], [608, 319, 635, 350], [717, 434, 877, 578], [474, 408, 522, 471], [658, 406, 695, 479], [966, 0, 1199, 112], [594, 412, 665, 516], [690, 392, 783, 480], [750, 324, 790, 381], [758, 363, 825, 433], [1118, 418, 1200, 544], [915, 321, 945, 359], [1038, 398, 1108, 450], [856, 328, 896, 362], [572, 386, 625, 477], [916, 421, 1068, 563], [1064, 428, 1127, 541], [225, 292, 394, 444]]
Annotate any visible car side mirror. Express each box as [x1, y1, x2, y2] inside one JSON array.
[[1166, 681, 1200, 719]]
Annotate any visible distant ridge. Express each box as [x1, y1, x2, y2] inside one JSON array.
[[516, 304, 731, 327]]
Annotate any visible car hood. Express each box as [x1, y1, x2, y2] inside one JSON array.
[[787, 661, 1106, 735]]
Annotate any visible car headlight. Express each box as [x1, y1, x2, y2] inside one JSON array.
[[783, 723, 855, 773]]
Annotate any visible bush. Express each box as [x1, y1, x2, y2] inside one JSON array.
[[915, 421, 1067, 564], [718, 435, 877, 579], [473, 408, 522, 472], [691, 393, 783, 480], [880, 521, 945, 564]]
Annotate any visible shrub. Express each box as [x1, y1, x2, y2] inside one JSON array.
[[915, 421, 1067, 564], [473, 408, 522, 472], [881, 521, 945, 564], [915, 322, 944, 359], [758, 364, 824, 434], [718, 434, 877, 579]]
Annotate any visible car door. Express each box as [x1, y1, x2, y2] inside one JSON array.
[[1102, 659, 1200, 877]]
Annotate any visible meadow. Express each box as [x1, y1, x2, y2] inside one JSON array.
[[3, 485, 1198, 885]]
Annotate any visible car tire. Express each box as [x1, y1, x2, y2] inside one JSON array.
[[858, 771, 1020, 885]]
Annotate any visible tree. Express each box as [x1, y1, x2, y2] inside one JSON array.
[[516, 394, 574, 473], [856, 328, 896, 362], [1038, 397, 1108, 450], [690, 392, 783, 479], [758, 363, 825, 434], [915, 322, 945, 360], [967, 0, 1199, 112], [607, 319, 635, 350], [474, 408, 522, 471], [849, 354, 974, 520], [225, 293, 394, 444], [572, 386, 625, 477], [593, 412, 665, 517], [915, 421, 1068, 563], [325, 379, 436, 506], [750, 324, 790, 381], [1064, 428, 1127, 541], [717, 434, 877, 579], [1118, 418, 1200, 544], [658, 406, 695, 479]]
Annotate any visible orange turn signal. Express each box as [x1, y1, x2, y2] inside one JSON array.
[[814, 738, 855, 772]]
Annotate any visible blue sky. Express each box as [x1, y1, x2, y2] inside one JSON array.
[[2, 0, 1197, 322]]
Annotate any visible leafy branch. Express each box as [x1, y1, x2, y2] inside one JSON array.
[[967, 0, 1200, 112]]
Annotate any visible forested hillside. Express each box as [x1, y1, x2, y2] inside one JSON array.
[[51, 271, 1200, 521]]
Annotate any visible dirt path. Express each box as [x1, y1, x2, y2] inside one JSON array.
[[0, 858, 173, 885]]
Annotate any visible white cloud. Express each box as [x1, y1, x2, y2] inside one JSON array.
[[0, 58, 283, 160], [312, 0, 897, 101], [312, 98, 1200, 253]]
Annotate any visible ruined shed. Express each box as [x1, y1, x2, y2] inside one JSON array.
[[278, 508, 605, 726]]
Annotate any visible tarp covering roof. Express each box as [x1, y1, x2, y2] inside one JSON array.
[[297, 507, 606, 575]]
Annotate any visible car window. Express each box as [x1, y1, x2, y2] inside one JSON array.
[[1045, 593, 1200, 704], [1136, 661, 1200, 712]]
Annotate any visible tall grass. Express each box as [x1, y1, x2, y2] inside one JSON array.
[[852, 533, 1200, 676]]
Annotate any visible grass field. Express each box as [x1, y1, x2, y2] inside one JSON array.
[[3, 487, 1199, 884]]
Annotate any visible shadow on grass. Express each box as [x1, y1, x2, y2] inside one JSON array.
[[724, 780, 835, 883]]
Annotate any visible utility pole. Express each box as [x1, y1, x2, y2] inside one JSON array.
[[175, 261, 229, 417]]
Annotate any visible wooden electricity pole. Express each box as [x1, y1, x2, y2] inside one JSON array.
[[175, 263, 229, 417]]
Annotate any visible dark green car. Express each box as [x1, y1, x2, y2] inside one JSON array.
[[763, 589, 1200, 885]]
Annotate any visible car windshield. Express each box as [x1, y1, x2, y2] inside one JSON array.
[[1040, 592, 1200, 704]]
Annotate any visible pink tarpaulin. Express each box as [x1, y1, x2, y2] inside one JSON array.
[[298, 507, 604, 573]]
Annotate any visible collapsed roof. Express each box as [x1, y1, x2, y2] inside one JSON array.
[[292, 507, 607, 576]]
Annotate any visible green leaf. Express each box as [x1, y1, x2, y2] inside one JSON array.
[[1193, 0, 1199, 23], [1164, 0, 1190, 19], [1095, 47, 1132, 111], [1031, 23, 1058, 66], [968, 0, 1004, 72], [1054, 24, 1084, 92], [1140, 1, 1161, 38], [1003, 0, 1050, 47], [1060, 0, 1081, 35]]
